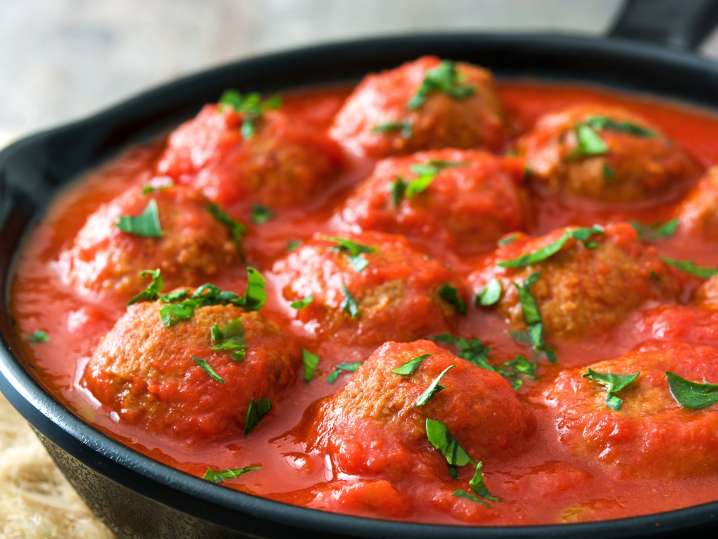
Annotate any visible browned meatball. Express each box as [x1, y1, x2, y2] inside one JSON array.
[[518, 105, 698, 203], [271, 232, 462, 345], [57, 184, 239, 299], [677, 167, 718, 240], [82, 301, 299, 442], [330, 56, 507, 158], [332, 149, 529, 254], [695, 275, 718, 309], [469, 223, 680, 339]]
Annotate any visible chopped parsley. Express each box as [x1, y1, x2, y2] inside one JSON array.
[[290, 295, 313, 310], [302, 349, 320, 383], [569, 116, 655, 160], [438, 283, 467, 315], [210, 318, 246, 361], [497, 355, 538, 390], [244, 398, 272, 434], [340, 284, 360, 319], [390, 159, 464, 206], [27, 330, 49, 343], [415, 365, 454, 407], [582, 369, 640, 410], [433, 334, 492, 370], [287, 239, 302, 252], [499, 226, 604, 268], [250, 204, 274, 224], [584, 115, 656, 138], [324, 236, 376, 272], [219, 90, 282, 139], [408, 60, 475, 110], [128, 269, 164, 305], [372, 120, 413, 138], [203, 464, 261, 484], [207, 203, 246, 246], [389, 179, 407, 207], [475, 278, 502, 307], [116, 200, 163, 238], [326, 361, 362, 384], [392, 353, 431, 376], [631, 219, 678, 242], [662, 257, 718, 279], [515, 272, 556, 363], [572, 123, 608, 158], [425, 417, 472, 467], [192, 356, 224, 383], [666, 371, 718, 410]]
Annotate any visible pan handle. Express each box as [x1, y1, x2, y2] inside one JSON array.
[[608, 0, 718, 51]]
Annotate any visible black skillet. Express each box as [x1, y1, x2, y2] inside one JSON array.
[[3, 1, 718, 537]]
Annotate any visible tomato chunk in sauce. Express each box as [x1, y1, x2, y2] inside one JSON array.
[[11, 59, 718, 526]]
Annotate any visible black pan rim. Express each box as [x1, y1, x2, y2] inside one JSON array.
[[3, 31, 718, 537]]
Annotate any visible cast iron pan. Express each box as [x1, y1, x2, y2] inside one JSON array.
[[3, 1, 718, 537]]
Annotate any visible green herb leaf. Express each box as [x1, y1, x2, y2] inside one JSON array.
[[469, 461, 498, 502], [408, 60, 475, 110], [453, 489, 491, 506], [584, 116, 656, 138], [475, 278, 502, 307], [499, 226, 604, 268], [160, 302, 197, 326], [392, 353, 431, 376], [498, 233, 519, 247], [666, 371, 718, 410], [326, 361, 362, 384], [238, 267, 267, 311], [631, 219, 679, 242], [219, 90, 282, 139], [192, 356, 225, 383], [372, 121, 413, 138], [302, 349, 320, 383], [425, 417, 472, 467], [210, 318, 246, 361], [244, 398, 272, 434], [415, 365, 454, 407], [250, 204, 274, 224], [515, 272, 556, 363], [287, 239, 302, 252], [582, 369, 639, 410], [203, 464, 261, 484], [141, 179, 174, 195], [572, 124, 609, 158], [390, 178, 408, 207], [340, 284, 360, 319], [27, 330, 49, 343], [116, 200, 163, 238], [662, 257, 718, 279], [433, 334, 492, 370], [290, 295, 313, 310], [602, 163, 616, 182], [497, 355, 538, 390], [128, 269, 164, 305], [324, 236, 377, 273], [406, 160, 463, 198], [207, 203, 247, 246], [438, 283, 467, 315]]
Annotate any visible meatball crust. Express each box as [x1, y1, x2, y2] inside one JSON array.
[[57, 184, 238, 299], [695, 275, 718, 309], [82, 301, 299, 442], [157, 104, 341, 208], [330, 56, 507, 158], [677, 167, 718, 240], [543, 342, 718, 478], [272, 232, 461, 345], [469, 223, 680, 339], [634, 304, 718, 347], [519, 105, 698, 204], [314, 340, 534, 477], [333, 149, 529, 254]]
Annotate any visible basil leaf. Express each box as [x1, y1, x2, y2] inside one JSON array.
[[219, 90, 281, 139], [244, 398, 272, 434], [116, 200, 163, 238], [584, 116, 656, 138], [425, 417, 472, 467], [192, 356, 225, 383], [438, 283, 467, 315], [631, 219, 679, 242], [662, 257, 718, 279], [497, 355, 538, 390], [27, 330, 49, 343], [415, 365, 454, 407], [302, 349, 320, 383], [453, 489, 490, 506], [324, 236, 376, 273], [392, 353, 431, 376], [572, 124, 608, 157], [582, 369, 639, 410], [602, 163, 616, 181], [499, 226, 604, 268], [210, 318, 246, 361], [287, 239, 302, 252], [207, 203, 246, 246], [160, 302, 196, 326], [326, 361, 362, 384], [475, 278, 502, 307], [290, 295, 313, 310], [515, 272, 556, 363], [469, 461, 498, 502], [372, 121, 413, 138], [203, 464, 261, 484], [250, 204, 274, 224], [433, 334, 492, 370], [340, 284, 360, 319], [390, 178, 408, 207], [666, 371, 718, 410], [408, 60, 475, 110], [128, 269, 164, 305], [498, 233, 519, 247], [238, 267, 267, 311]]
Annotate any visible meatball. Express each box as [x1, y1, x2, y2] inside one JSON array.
[[57, 184, 239, 299], [469, 223, 680, 339], [518, 105, 698, 203], [695, 275, 718, 309], [157, 104, 341, 208], [543, 342, 718, 478], [677, 167, 718, 240], [271, 232, 461, 345], [82, 301, 299, 442], [634, 304, 718, 347], [314, 340, 534, 478], [330, 56, 506, 158], [332, 149, 529, 254]]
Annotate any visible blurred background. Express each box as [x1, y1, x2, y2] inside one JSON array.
[[4, 0, 718, 136]]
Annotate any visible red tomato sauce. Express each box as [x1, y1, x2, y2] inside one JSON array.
[[9, 80, 718, 526]]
